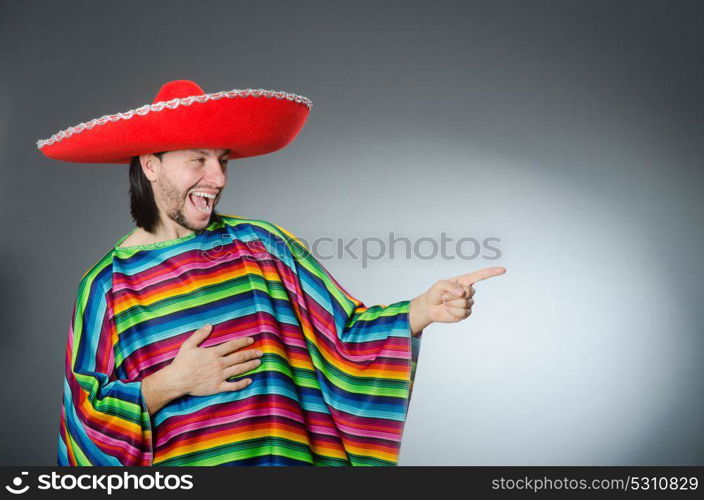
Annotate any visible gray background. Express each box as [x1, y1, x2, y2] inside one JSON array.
[[1, 0, 702, 465]]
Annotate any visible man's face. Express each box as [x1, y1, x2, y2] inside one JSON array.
[[145, 148, 229, 232]]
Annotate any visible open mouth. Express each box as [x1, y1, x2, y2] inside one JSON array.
[[188, 191, 216, 214]]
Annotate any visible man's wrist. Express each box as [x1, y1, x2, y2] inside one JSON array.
[[409, 295, 430, 336], [142, 365, 188, 416], [156, 364, 189, 399]]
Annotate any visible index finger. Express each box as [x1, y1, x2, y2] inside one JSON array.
[[451, 267, 506, 287], [211, 336, 255, 356]]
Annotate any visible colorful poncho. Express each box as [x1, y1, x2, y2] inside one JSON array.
[[58, 214, 422, 466]]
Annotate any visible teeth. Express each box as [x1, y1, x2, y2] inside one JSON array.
[[190, 191, 217, 199]]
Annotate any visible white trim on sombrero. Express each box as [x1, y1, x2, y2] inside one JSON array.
[[36, 88, 313, 149]]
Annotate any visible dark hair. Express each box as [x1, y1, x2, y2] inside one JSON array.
[[129, 152, 222, 232]]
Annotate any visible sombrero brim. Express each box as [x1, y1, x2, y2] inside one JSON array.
[[36, 89, 312, 164]]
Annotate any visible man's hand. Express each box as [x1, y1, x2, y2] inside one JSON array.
[[409, 267, 506, 335], [169, 324, 263, 396], [142, 324, 264, 415]]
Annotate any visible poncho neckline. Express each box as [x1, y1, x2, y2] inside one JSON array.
[[114, 218, 224, 252]]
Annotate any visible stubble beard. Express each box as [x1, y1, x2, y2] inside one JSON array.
[[157, 174, 210, 232]]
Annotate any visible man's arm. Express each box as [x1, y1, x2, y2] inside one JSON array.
[[409, 295, 432, 336], [140, 366, 187, 416]]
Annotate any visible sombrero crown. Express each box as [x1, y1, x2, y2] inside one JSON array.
[[36, 79, 312, 164]]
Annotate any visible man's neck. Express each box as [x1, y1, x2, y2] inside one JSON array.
[[120, 220, 196, 248], [148, 216, 196, 242]]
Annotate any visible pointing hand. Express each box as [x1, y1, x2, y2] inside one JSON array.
[[409, 267, 506, 333]]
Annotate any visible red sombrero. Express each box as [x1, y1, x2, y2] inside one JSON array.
[[36, 79, 312, 164]]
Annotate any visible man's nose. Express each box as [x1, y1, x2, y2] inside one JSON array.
[[204, 157, 227, 186]]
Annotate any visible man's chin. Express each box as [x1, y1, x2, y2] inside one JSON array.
[[170, 207, 214, 233], [188, 215, 213, 231]]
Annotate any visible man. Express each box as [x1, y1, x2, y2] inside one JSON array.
[[38, 80, 505, 466]]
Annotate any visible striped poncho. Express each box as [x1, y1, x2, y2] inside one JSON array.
[[58, 214, 422, 466]]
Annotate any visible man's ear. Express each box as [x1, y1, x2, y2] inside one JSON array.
[[139, 154, 160, 182]]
